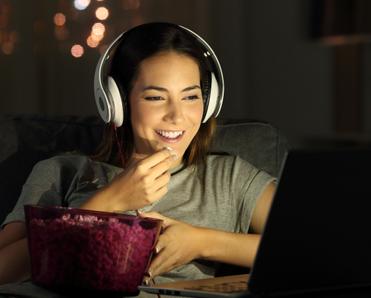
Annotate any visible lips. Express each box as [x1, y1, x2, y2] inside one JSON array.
[[155, 130, 185, 143]]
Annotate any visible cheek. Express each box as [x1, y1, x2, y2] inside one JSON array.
[[188, 102, 204, 124], [130, 103, 156, 128]]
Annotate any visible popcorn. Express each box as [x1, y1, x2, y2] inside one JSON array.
[[26, 207, 161, 295]]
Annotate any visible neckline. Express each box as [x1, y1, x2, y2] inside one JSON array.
[[170, 162, 186, 175]]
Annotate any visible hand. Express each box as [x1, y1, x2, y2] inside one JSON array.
[[140, 212, 204, 277], [87, 148, 175, 212]]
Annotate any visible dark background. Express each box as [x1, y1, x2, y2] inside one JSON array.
[[1, 0, 370, 144]]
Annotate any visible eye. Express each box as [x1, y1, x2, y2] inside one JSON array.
[[144, 96, 164, 101], [183, 95, 200, 101]]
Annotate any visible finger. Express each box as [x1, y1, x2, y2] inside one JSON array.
[[137, 148, 173, 170], [147, 171, 170, 194], [141, 212, 173, 228], [140, 211, 165, 220], [148, 184, 169, 205], [149, 246, 178, 277], [154, 233, 167, 253], [146, 158, 172, 183]]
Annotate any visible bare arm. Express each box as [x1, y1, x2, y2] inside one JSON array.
[[200, 182, 276, 267], [0, 222, 31, 285], [249, 181, 276, 234], [143, 182, 276, 276], [0, 222, 27, 250]]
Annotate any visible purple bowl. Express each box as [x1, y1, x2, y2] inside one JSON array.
[[24, 205, 162, 296]]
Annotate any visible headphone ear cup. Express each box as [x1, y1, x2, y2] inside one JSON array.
[[202, 72, 220, 123], [201, 72, 211, 123], [107, 76, 124, 127], [95, 86, 112, 124]]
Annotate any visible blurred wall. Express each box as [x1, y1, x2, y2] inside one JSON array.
[[364, 44, 371, 133], [0, 0, 368, 142]]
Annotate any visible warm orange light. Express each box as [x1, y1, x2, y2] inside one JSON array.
[[53, 13, 66, 26], [92, 22, 105, 36], [95, 7, 109, 20], [87, 35, 99, 48], [71, 44, 84, 58], [2, 41, 14, 55], [91, 33, 103, 42]]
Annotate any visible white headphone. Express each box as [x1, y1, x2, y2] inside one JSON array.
[[94, 23, 224, 127]]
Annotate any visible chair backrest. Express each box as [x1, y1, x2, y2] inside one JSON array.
[[212, 119, 288, 177], [0, 115, 288, 225]]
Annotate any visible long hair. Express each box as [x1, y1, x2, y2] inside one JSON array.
[[92, 22, 218, 168]]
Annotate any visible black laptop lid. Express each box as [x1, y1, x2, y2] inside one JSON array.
[[248, 148, 371, 295]]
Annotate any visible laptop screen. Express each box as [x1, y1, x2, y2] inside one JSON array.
[[248, 148, 371, 295]]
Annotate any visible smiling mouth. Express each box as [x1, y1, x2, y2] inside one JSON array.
[[155, 130, 185, 141]]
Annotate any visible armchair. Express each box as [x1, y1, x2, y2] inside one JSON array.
[[0, 114, 288, 226]]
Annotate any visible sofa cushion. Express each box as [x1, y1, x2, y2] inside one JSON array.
[[212, 119, 288, 177], [0, 115, 104, 224]]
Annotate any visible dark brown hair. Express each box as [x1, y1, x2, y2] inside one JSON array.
[[92, 23, 218, 168]]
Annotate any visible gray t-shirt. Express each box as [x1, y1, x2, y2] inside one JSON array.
[[2, 153, 274, 295]]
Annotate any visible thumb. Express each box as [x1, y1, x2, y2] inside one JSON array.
[[139, 211, 173, 228]]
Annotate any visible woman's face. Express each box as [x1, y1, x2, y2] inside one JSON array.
[[129, 51, 204, 166]]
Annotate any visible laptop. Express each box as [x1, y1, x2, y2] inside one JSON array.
[[139, 148, 371, 297]]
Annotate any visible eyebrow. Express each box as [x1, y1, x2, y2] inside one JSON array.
[[142, 85, 201, 92]]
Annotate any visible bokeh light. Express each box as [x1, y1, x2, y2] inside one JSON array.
[[53, 13, 66, 26], [90, 22, 105, 43], [92, 22, 105, 36], [95, 7, 109, 20], [2, 41, 14, 55], [86, 35, 99, 48], [71, 44, 84, 58], [73, 0, 91, 10]]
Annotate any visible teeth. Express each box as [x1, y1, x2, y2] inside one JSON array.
[[157, 130, 184, 139]]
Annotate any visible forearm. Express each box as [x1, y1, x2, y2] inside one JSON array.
[[0, 222, 27, 250], [79, 187, 118, 212], [0, 238, 31, 285], [80, 184, 131, 213], [199, 228, 260, 268]]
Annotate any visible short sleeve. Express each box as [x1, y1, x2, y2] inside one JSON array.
[[235, 157, 276, 233], [1, 158, 60, 227], [0, 154, 93, 227]]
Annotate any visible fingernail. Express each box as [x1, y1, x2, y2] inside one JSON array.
[[165, 146, 178, 160], [143, 277, 150, 285]]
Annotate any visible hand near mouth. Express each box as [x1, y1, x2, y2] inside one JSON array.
[[81, 147, 177, 213]]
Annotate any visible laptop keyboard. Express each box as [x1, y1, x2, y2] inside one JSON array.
[[184, 281, 248, 293]]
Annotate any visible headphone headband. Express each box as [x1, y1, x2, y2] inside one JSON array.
[[178, 25, 225, 120], [94, 23, 224, 127]]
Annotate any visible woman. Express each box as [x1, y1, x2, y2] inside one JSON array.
[[0, 22, 275, 289]]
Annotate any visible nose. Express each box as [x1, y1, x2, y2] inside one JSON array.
[[163, 100, 185, 124]]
